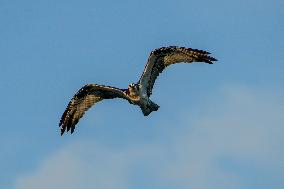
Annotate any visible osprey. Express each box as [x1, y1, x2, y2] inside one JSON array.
[[59, 46, 217, 135]]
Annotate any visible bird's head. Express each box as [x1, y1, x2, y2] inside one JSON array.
[[128, 83, 139, 94], [128, 83, 135, 88]]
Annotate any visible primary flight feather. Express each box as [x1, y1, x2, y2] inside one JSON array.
[[59, 46, 217, 135]]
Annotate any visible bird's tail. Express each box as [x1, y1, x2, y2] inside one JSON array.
[[140, 101, 160, 116]]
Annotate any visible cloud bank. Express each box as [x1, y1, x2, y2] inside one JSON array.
[[14, 86, 284, 189]]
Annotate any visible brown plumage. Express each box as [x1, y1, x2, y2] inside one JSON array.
[[59, 84, 130, 135], [139, 46, 217, 96], [59, 46, 217, 135]]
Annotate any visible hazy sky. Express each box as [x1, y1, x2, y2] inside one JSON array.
[[1, 0, 283, 189]]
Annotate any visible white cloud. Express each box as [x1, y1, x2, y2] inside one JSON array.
[[160, 86, 284, 188], [14, 142, 130, 189], [14, 86, 284, 189]]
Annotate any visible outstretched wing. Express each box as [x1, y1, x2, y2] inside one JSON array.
[[59, 84, 129, 135], [139, 46, 217, 97]]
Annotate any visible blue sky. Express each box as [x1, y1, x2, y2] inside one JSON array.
[[1, 0, 283, 188]]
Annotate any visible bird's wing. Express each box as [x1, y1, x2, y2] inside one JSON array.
[[59, 84, 130, 135], [138, 46, 217, 96]]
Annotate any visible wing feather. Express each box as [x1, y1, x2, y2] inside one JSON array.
[[59, 84, 129, 135], [139, 46, 217, 96]]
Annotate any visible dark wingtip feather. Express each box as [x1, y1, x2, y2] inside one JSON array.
[[71, 126, 75, 134], [210, 57, 218, 61], [67, 125, 71, 132], [201, 54, 218, 64], [60, 124, 75, 136], [192, 48, 211, 55], [59, 117, 64, 127], [60, 127, 65, 136]]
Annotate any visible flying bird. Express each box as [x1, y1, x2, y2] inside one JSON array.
[[59, 46, 217, 135]]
